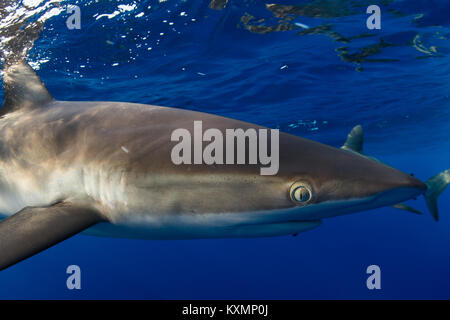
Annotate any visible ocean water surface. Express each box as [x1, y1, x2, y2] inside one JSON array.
[[0, 0, 449, 299]]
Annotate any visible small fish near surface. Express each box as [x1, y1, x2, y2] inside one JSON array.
[[0, 61, 448, 271]]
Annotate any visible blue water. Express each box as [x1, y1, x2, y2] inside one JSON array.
[[0, 0, 449, 299]]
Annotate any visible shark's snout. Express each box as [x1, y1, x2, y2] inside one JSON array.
[[370, 171, 426, 205], [332, 155, 427, 205], [367, 162, 427, 198], [279, 154, 429, 221], [397, 173, 427, 193]]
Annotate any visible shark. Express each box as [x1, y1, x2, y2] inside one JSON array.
[[0, 61, 448, 271]]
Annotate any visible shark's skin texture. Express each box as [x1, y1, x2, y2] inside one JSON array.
[[2, 61, 446, 270], [0, 99, 426, 239]]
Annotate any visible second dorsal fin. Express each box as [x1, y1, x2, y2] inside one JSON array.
[[1, 61, 54, 115]]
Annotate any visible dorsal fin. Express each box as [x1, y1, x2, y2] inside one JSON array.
[[1, 61, 53, 115], [341, 125, 383, 164], [341, 125, 364, 153]]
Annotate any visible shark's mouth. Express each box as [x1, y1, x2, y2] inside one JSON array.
[[225, 220, 323, 238]]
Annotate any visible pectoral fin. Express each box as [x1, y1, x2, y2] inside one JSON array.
[[229, 220, 322, 238], [0, 202, 104, 271], [392, 203, 423, 215]]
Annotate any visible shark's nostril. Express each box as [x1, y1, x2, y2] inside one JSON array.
[[406, 174, 427, 191]]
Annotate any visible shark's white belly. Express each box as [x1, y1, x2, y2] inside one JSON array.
[[83, 214, 323, 239], [0, 164, 318, 239], [0, 158, 419, 240]]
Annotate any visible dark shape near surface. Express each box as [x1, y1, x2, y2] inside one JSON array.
[[209, 0, 228, 10]]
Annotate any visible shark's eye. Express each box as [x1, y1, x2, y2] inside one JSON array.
[[290, 182, 312, 204]]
